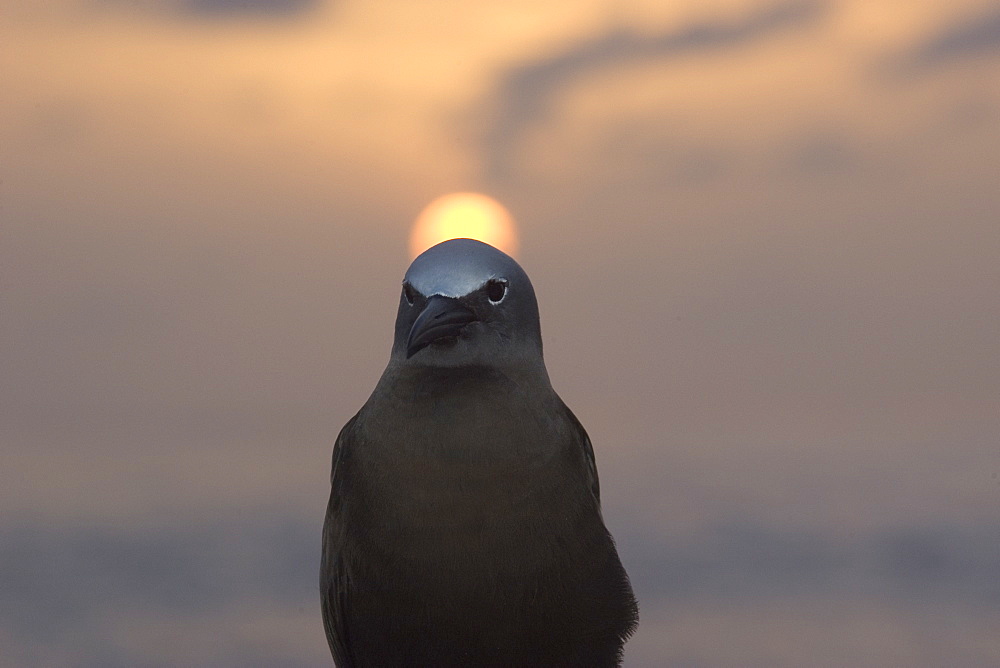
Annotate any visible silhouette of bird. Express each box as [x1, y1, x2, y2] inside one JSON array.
[[321, 239, 638, 667]]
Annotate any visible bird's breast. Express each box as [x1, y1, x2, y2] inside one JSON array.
[[343, 374, 594, 581]]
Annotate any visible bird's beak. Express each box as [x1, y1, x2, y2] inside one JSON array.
[[407, 295, 478, 358]]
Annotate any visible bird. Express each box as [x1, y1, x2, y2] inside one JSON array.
[[321, 238, 638, 667]]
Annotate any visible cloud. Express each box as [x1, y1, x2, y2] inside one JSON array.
[[175, 0, 318, 18], [481, 0, 829, 179], [898, 6, 1000, 71], [90, 0, 322, 20]]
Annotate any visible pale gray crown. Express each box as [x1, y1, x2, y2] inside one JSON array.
[[405, 238, 524, 298]]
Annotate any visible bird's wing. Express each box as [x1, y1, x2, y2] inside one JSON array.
[[320, 415, 358, 668], [560, 402, 601, 504]]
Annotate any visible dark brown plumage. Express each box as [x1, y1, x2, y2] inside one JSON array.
[[321, 239, 637, 667]]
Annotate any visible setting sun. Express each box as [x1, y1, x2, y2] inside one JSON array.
[[409, 192, 519, 259]]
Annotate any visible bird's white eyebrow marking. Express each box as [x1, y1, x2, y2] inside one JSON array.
[[405, 239, 518, 298]]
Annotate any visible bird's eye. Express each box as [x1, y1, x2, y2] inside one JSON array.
[[486, 279, 507, 304], [402, 282, 417, 306]]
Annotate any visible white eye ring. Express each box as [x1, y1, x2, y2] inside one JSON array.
[[402, 282, 417, 306], [486, 279, 507, 304]]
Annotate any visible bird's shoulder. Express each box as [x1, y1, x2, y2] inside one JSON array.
[[554, 397, 601, 503], [321, 413, 360, 667]]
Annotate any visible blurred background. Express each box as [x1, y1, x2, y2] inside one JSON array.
[[2, 0, 999, 665]]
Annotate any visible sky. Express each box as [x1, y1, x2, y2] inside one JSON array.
[[2, 0, 999, 665]]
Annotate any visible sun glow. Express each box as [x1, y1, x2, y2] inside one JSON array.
[[409, 193, 519, 259]]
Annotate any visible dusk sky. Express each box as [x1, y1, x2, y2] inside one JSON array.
[[2, 0, 999, 665]]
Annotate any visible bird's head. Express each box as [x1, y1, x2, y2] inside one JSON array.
[[391, 238, 543, 368]]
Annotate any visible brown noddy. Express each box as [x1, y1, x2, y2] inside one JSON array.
[[321, 238, 638, 667]]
